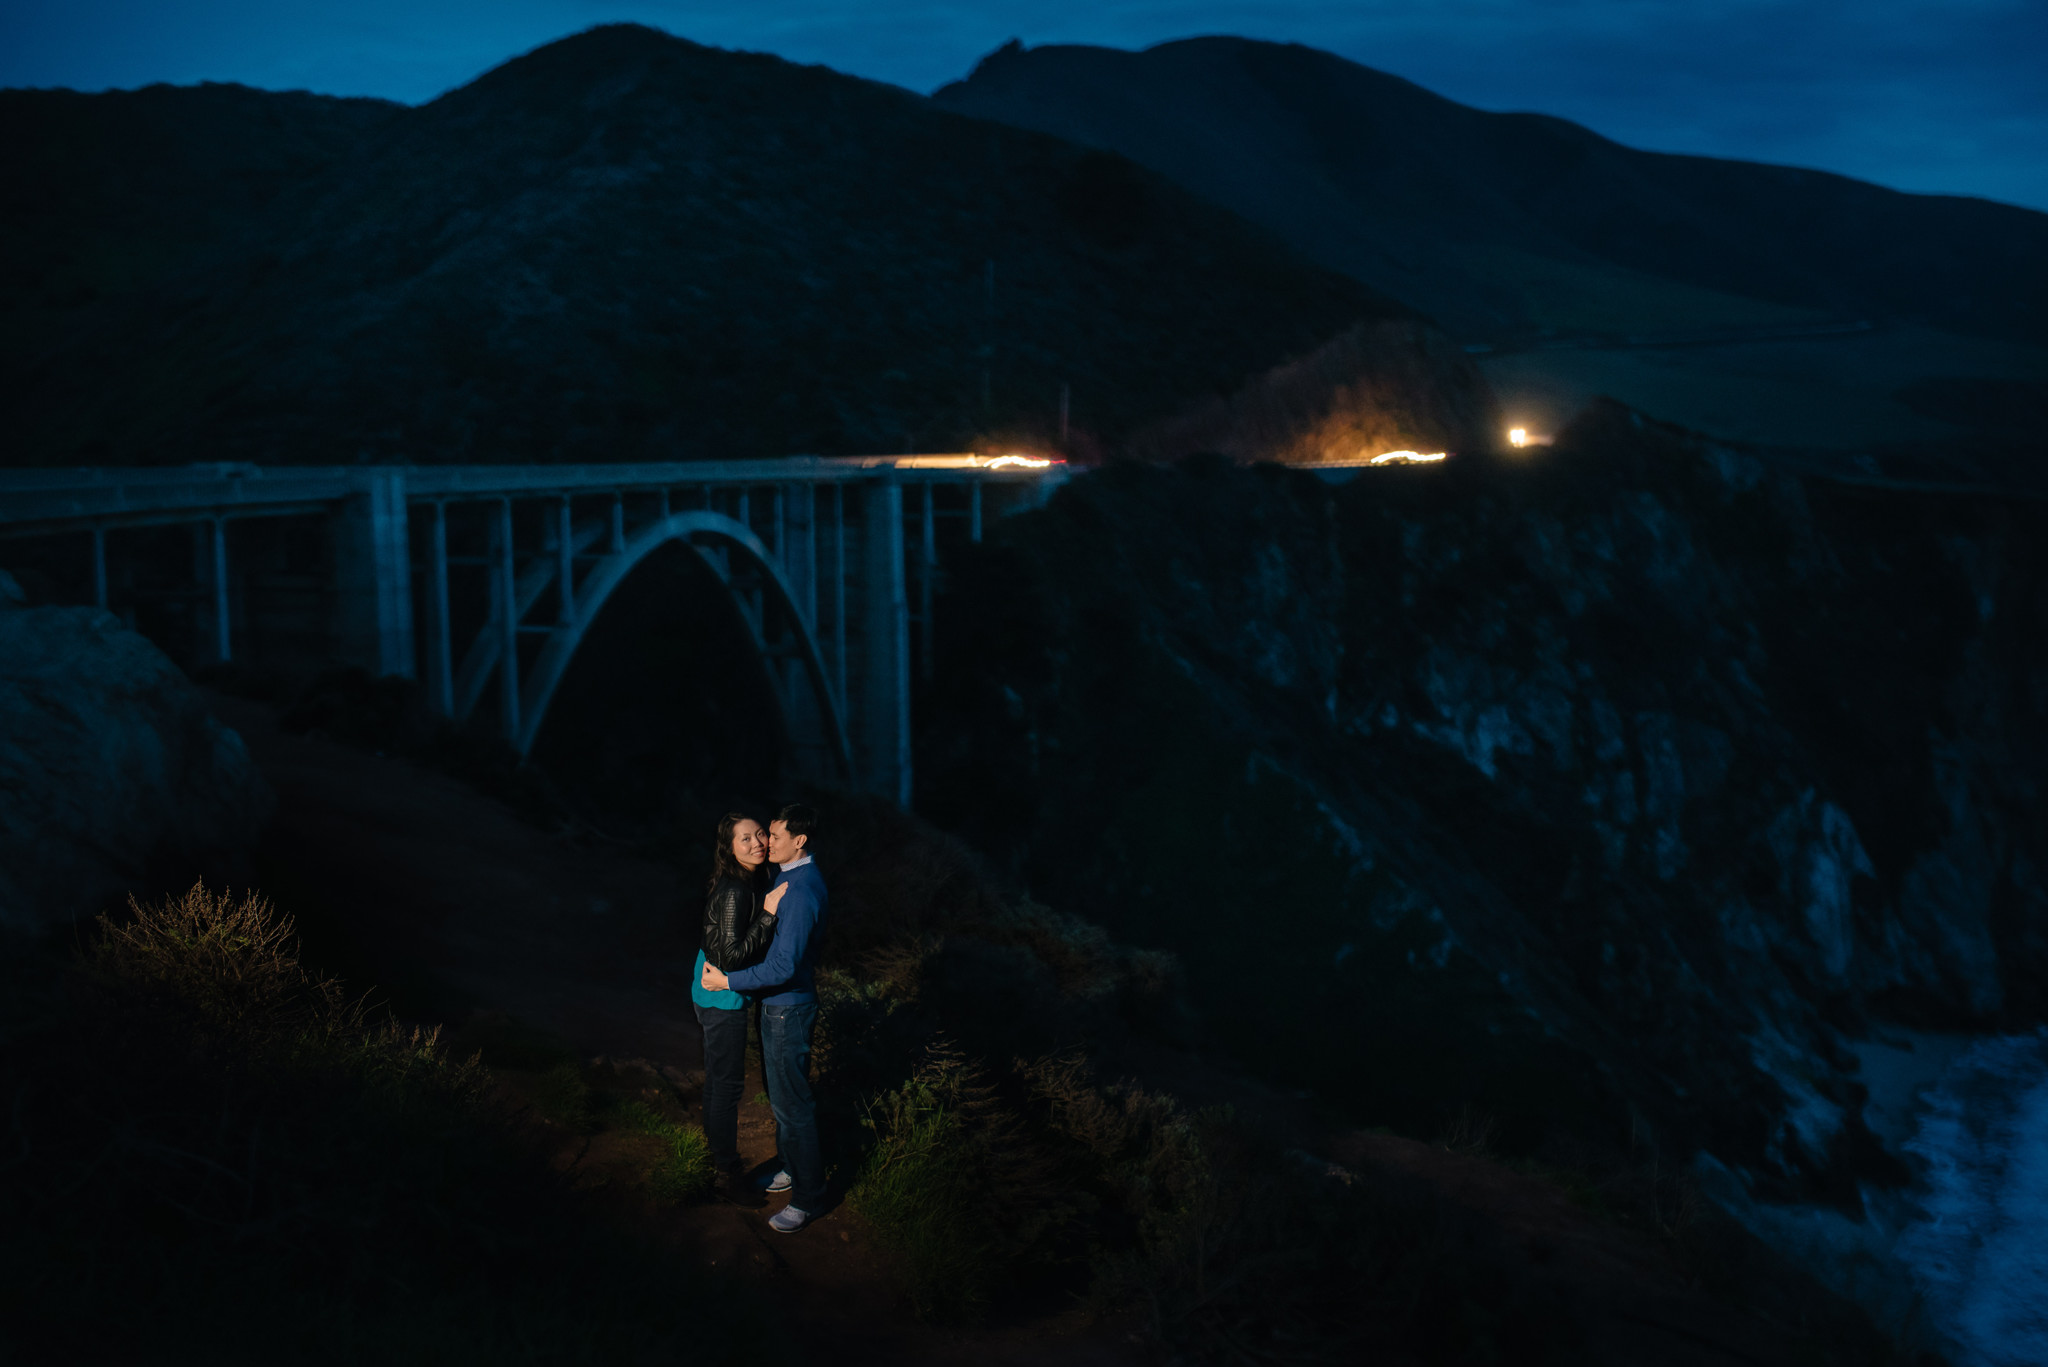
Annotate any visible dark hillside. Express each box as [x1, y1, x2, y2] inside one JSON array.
[[936, 37, 2048, 345], [0, 25, 1420, 467], [916, 422, 2047, 1343], [0, 82, 397, 317]]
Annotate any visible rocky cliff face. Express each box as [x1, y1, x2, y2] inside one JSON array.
[[0, 581, 273, 935], [919, 406, 2047, 1209]]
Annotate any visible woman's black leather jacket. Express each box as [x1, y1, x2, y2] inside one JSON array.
[[701, 874, 777, 973]]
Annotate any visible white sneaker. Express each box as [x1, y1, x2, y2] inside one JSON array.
[[762, 1170, 792, 1193], [768, 1204, 811, 1234]]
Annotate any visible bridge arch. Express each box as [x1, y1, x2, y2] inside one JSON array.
[[454, 510, 852, 781], [0, 458, 1072, 804]]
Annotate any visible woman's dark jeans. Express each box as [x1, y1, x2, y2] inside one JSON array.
[[695, 1003, 749, 1170], [761, 1002, 825, 1211]]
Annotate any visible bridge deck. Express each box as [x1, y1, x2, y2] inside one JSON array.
[[0, 456, 1064, 538]]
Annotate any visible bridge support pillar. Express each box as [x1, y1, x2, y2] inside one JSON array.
[[858, 478, 912, 806], [333, 470, 415, 678], [784, 484, 817, 625], [424, 502, 454, 715], [191, 518, 231, 666], [777, 485, 818, 731]]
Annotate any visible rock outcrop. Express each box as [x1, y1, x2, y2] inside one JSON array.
[[0, 579, 273, 935]]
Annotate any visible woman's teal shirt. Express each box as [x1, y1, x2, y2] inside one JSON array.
[[691, 949, 747, 1010]]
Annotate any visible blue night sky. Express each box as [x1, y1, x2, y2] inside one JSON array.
[[4, 0, 2044, 212]]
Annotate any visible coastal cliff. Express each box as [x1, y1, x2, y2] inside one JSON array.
[[917, 406, 2046, 1345]]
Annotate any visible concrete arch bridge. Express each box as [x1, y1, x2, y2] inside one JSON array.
[[0, 457, 1068, 803]]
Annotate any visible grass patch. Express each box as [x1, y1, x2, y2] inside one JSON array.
[[460, 1021, 715, 1204], [609, 1098, 717, 1203]]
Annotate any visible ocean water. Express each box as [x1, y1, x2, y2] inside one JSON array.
[[1896, 1029, 2048, 1367]]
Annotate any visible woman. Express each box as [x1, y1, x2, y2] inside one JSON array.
[[693, 812, 780, 1206]]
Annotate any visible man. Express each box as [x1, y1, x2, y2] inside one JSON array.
[[701, 802, 827, 1234]]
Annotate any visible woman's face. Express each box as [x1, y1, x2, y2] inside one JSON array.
[[730, 819, 768, 871]]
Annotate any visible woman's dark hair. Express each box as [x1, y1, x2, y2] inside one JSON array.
[[706, 812, 770, 897]]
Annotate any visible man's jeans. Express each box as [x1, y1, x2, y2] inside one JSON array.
[[760, 1001, 825, 1212], [695, 1003, 749, 1171]]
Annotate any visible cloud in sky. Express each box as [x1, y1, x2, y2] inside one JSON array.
[[4, 0, 2044, 210]]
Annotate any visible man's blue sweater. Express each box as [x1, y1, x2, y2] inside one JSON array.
[[725, 860, 826, 1005]]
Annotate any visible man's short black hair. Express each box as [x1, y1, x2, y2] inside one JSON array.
[[775, 803, 818, 845]]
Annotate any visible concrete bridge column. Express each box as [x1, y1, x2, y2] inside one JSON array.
[[859, 476, 912, 806], [830, 484, 848, 717], [191, 517, 231, 665], [423, 501, 455, 715], [491, 498, 519, 743], [777, 484, 818, 722], [332, 469, 415, 679], [783, 483, 817, 625]]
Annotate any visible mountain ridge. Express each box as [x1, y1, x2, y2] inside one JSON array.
[[935, 36, 2048, 345], [1, 25, 1463, 467]]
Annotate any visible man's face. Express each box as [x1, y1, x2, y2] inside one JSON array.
[[767, 820, 806, 865]]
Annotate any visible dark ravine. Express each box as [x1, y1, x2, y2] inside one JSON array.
[[915, 404, 2047, 1350]]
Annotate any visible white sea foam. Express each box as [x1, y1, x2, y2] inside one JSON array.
[[1897, 1029, 2048, 1367]]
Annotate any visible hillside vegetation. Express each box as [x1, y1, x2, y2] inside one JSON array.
[[0, 26, 1427, 467]]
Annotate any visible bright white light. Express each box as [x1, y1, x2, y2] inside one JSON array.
[[1509, 428, 1529, 448], [985, 454, 1055, 469], [1368, 450, 1448, 466]]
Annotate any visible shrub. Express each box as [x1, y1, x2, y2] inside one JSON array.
[[90, 882, 332, 1031], [847, 1040, 1076, 1322], [1021, 1052, 1475, 1363]]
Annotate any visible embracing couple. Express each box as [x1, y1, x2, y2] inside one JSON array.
[[692, 803, 828, 1234]]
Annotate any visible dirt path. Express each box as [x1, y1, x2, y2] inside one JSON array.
[[214, 693, 1831, 1366]]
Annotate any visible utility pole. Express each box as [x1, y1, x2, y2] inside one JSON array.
[[981, 258, 995, 412]]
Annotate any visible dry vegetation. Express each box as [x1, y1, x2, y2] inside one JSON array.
[[0, 885, 762, 1366]]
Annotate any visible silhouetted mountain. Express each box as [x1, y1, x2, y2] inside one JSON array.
[[936, 37, 2048, 345], [1, 26, 1437, 467]]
